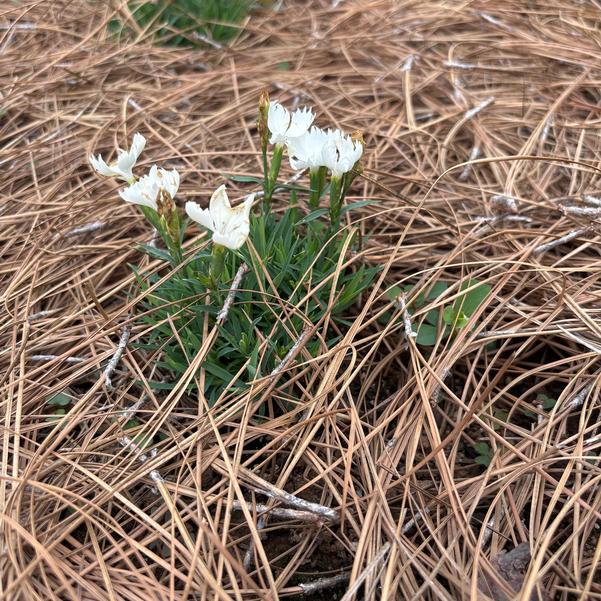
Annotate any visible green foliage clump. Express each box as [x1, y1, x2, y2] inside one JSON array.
[[136, 203, 377, 404], [91, 94, 373, 406], [111, 0, 252, 47]]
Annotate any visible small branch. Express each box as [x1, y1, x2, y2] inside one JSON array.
[[431, 369, 450, 405], [401, 507, 430, 534], [444, 60, 477, 70], [191, 31, 223, 49], [216, 263, 249, 325], [247, 479, 338, 522], [243, 515, 266, 571], [118, 435, 164, 484], [464, 96, 495, 120], [477, 215, 532, 225], [103, 322, 131, 390], [397, 294, 417, 339], [560, 205, 601, 217], [0, 22, 36, 30], [28, 309, 60, 322], [459, 145, 481, 181], [533, 226, 592, 255], [401, 54, 416, 72], [567, 382, 595, 409], [476, 328, 518, 340], [270, 325, 312, 379], [582, 195, 601, 207], [298, 573, 350, 595], [540, 116, 553, 143], [233, 501, 325, 523], [481, 517, 495, 548], [30, 354, 87, 363], [119, 399, 145, 421], [491, 194, 518, 213], [64, 221, 104, 237], [478, 12, 512, 31], [127, 98, 144, 112]]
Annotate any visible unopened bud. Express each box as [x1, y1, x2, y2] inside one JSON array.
[[258, 90, 270, 151]]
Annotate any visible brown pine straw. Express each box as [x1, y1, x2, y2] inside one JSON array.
[[1, 0, 601, 599]]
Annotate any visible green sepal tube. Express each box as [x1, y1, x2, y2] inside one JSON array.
[[328, 175, 343, 227], [210, 243, 226, 285], [264, 143, 284, 210]]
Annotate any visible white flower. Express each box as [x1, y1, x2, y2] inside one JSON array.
[[322, 129, 363, 178], [287, 126, 330, 171], [267, 101, 314, 146], [185, 185, 254, 250], [119, 165, 180, 210], [89, 133, 146, 183]]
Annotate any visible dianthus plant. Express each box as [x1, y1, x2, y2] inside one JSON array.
[[90, 93, 377, 404]]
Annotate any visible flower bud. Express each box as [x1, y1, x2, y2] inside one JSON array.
[[258, 90, 270, 152]]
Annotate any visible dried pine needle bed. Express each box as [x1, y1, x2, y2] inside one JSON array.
[[1, 1, 601, 600]]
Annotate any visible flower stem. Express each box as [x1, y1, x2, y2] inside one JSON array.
[[262, 146, 269, 201], [264, 144, 284, 211], [328, 175, 343, 227], [309, 167, 327, 210], [210, 243, 226, 285]]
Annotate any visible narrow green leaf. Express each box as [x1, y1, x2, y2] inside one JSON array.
[[295, 208, 329, 225], [340, 200, 378, 214], [225, 174, 264, 183], [47, 392, 72, 407]]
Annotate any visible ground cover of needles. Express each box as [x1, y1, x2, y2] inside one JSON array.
[[1, 1, 601, 600]]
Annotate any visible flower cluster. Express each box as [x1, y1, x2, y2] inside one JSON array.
[[88, 94, 367, 279], [267, 100, 363, 178], [264, 98, 364, 219], [89, 133, 250, 252]]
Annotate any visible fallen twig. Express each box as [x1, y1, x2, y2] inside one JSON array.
[[270, 324, 312, 379], [64, 221, 104, 237], [533, 226, 591, 255], [465, 96, 495, 120], [241, 474, 338, 522], [298, 573, 350, 595], [103, 321, 131, 390], [459, 145, 481, 181], [30, 354, 87, 363], [491, 194, 518, 213], [397, 293, 417, 340], [216, 263, 249, 325]]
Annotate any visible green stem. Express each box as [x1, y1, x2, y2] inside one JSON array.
[[264, 143, 284, 212], [210, 243, 226, 286], [309, 167, 325, 211], [262, 146, 269, 199], [329, 175, 343, 228]]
